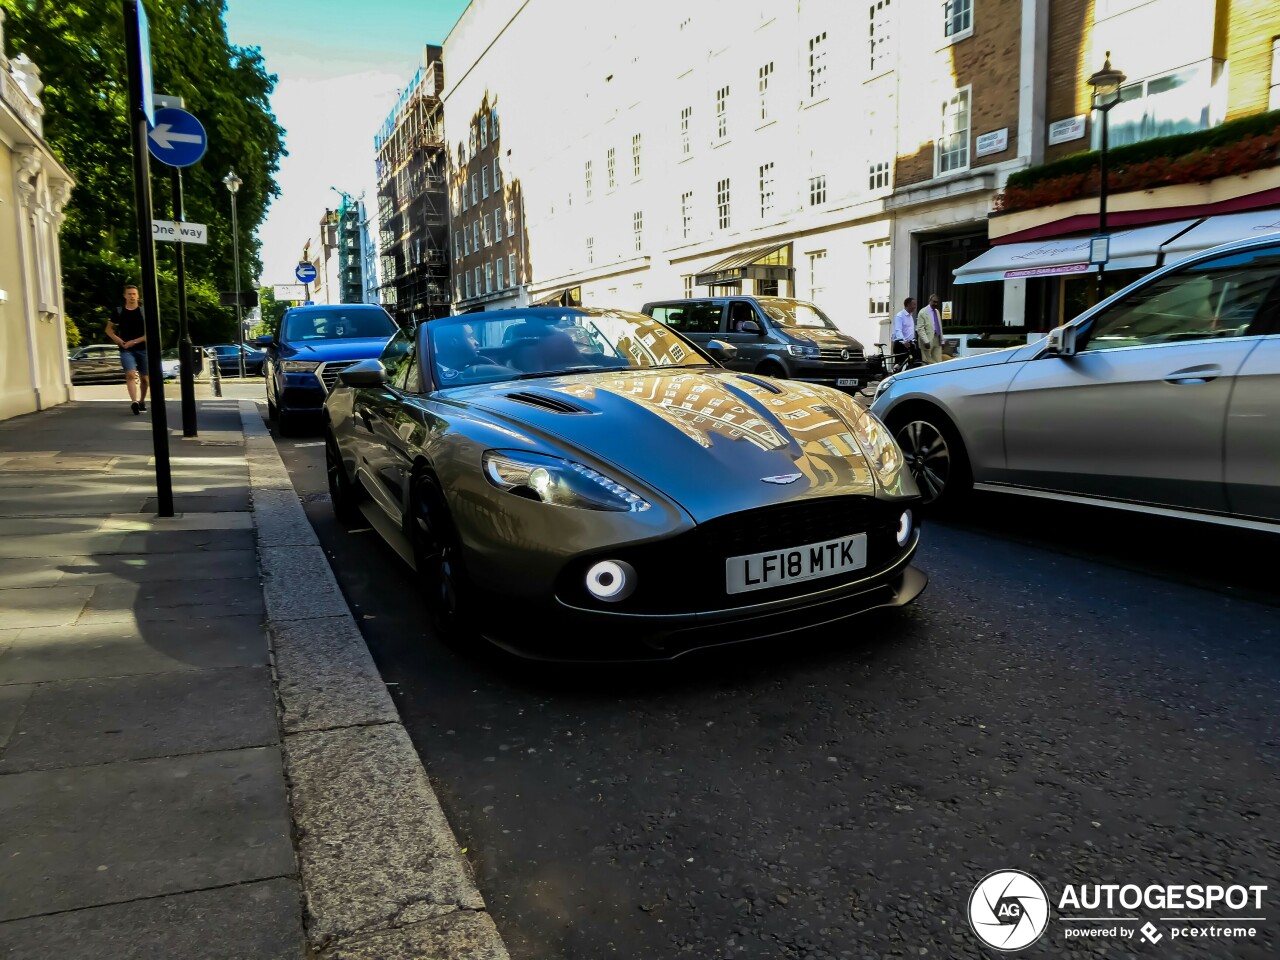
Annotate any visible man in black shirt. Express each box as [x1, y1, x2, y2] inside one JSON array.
[[106, 284, 149, 414]]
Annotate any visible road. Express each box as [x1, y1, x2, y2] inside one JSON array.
[[268, 407, 1279, 959]]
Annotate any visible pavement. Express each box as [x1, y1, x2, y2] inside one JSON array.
[[0, 392, 508, 959]]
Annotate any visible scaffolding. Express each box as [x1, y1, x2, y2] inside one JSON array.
[[375, 47, 451, 325]]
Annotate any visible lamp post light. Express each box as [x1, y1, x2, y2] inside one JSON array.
[[222, 169, 246, 379], [1086, 52, 1126, 301]]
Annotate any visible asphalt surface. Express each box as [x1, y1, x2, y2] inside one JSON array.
[[268, 407, 1279, 960]]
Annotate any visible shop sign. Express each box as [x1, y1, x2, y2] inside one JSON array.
[[975, 128, 1009, 158], [1049, 115, 1087, 145], [1004, 263, 1091, 279]]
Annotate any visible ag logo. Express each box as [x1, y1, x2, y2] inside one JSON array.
[[968, 869, 1050, 951]]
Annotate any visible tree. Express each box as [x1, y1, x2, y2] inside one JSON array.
[[3, 0, 286, 347]]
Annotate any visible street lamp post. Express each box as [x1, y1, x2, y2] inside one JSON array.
[[222, 170, 246, 379], [1086, 52, 1126, 302]]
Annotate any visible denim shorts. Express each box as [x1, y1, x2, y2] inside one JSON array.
[[119, 347, 148, 374]]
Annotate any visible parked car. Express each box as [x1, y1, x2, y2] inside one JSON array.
[[871, 233, 1280, 526], [204, 343, 266, 377], [323, 306, 925, 660], [259, 303, 400, 435], [69, 344, 126, 384], [641, 296, 876, 394], [160, 348, 181, 381]]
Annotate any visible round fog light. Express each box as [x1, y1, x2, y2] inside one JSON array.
[[896, 510, 914, 547], [586, 560, 636, 602]]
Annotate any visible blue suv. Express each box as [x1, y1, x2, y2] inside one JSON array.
[[257, 304, 400, 434]]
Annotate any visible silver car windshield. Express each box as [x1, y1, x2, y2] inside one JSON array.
[[430, 309, 712, 387], [757, 299, 839, 330]]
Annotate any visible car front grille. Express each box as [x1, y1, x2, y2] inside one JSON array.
[[556, 495, 910, 614], [317, 361, 357, 394], [819, 346, 863, 361]]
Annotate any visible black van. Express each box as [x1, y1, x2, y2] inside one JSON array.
[[640, 296, 874, 393]]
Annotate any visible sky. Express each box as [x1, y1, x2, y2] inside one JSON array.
[[223, 0, 471, 288]]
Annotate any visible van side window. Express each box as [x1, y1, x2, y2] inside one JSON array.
[[652, 302, 721, 333]]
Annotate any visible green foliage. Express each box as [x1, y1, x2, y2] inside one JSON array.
[[257, 285, 288, 333], [1006, 111, 1280, 191], [64, 315, 82, 349], [3, 0, 286, 346]]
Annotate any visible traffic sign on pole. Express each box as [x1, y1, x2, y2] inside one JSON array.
[[296, 262, 318, 284], [147, 107, 208, 167]]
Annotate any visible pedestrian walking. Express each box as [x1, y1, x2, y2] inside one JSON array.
[[892, 297, 918, 365], [915, 293, 946, 365], [105, 284, 149, 414]]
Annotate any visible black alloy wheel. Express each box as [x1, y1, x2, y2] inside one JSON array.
[[409, 472, 477, 650], [325, 432, 362, 524], [894, 415, 969, 507]]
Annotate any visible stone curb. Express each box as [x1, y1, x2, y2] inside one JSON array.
[[238, 401, 509, 960]]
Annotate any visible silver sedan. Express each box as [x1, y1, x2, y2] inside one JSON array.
[[871, 233, 1280, 529]]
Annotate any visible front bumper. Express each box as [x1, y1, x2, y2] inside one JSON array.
[[278, 374, 326, 412], [473, 535, 925, 662], [791, 360, 878, 392]]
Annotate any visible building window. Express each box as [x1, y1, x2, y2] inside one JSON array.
[[455, 230, 462, 260], [482, 213, 491, 247], [1097, 66, 1214, 149], [680, 107, 692, 156], [508, 252, 516, 283], [494, 204, 504, 238], [683, 275, 694, 298], [716, 178, 731, 230], [867, 241, 890, 317], [808, 250, 827, 302], [587, 236, 594, 265], [585, 160, 593, 200], [758, 62, 774, 123], [809, 174, 826, 206], [480, 117, 488, 147], [943, 0, 972, 40], [470, 176, 477, 205], [465, 273, 472, 299], [482, 166, 489, 198], [633, 210, 644, 252], [607, 147, 616, 187], [472, 220, 480, 251], [681, 191, 693, 239], [870, 1, 892, 73], [463, 227, 470, 256], [759, 162, 775, 219], [475, 266, 482, 294], [456, 277, 463, 301], [808, 32, 828, 99], [485, 262, 493, 294], [496, 257, 504, 289], [869, 160, 891, 190], [1271, 38, 1280, 110], [493, 158, 502, 189], [936, 87, 970, 174], [491, 109, 500, 141], [716, 86, 729, 139], [469, 125, 476, 156], [632, 133, 642, 178], [506, 200, 515, 237]]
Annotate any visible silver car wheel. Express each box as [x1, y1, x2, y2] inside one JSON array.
[[897, 420, 951, 503]]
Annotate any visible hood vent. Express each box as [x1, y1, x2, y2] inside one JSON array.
[[504, 390, 591, 414], [736, 374, 784, 394]]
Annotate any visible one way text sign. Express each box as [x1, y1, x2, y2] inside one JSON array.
[[152, 220, 208, 244]]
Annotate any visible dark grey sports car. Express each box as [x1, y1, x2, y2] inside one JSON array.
[[324, 306, 926, 660]]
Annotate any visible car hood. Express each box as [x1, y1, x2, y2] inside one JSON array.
[[889, 344, 1024, 381], [783, 327, 864, 350], [279, 338, 392, 363], [454, 369, 892, 523]]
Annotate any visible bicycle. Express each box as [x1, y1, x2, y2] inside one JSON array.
[[858, 342, 917, 397]]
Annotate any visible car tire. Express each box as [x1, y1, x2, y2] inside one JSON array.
[[325, 430, 363, 524], [889, 407, 972, 509], [409, 470, 478, 652], [266, 394, 278, 421], [276, 404, 295, 437]]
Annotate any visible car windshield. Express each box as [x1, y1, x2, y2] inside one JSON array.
[[757, 298, 839, 330], [283, 308, 397, 342], [429, 308, 713, 388]]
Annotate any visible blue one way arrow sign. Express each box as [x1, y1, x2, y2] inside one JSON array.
[[147, 107, 208, 167]]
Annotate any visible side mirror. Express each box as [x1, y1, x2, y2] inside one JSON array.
[[337, 358, 388, 388], [1044, 324, 1078, 357], [703, 340, 740, 363], [740, 320, 763, 335], [253, 334, 274, 349]]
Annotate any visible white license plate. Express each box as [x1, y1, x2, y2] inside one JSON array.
[[837, 378, 859, 387], [725, 534, 867, 594]]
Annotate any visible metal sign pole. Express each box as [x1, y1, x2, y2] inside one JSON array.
[[171, 166, 197, 437], [123, 0, 173, 517]]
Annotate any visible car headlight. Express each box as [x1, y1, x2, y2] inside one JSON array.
[[787, 343, 820, 358], [482, 450, 651, 512], [872, 374, 897, 402], [281, 360, 321, 372], [850, 411, 903, 487]]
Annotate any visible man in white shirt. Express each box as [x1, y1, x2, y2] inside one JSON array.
[[892, 297, 917, 363], [915, 293, 945, 365]]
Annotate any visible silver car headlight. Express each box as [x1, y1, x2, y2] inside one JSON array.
[[873, 374, 897, 402], [482, 450, 651, 512], [281, 360, 321, 372], [850, 411, 903, 487]]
